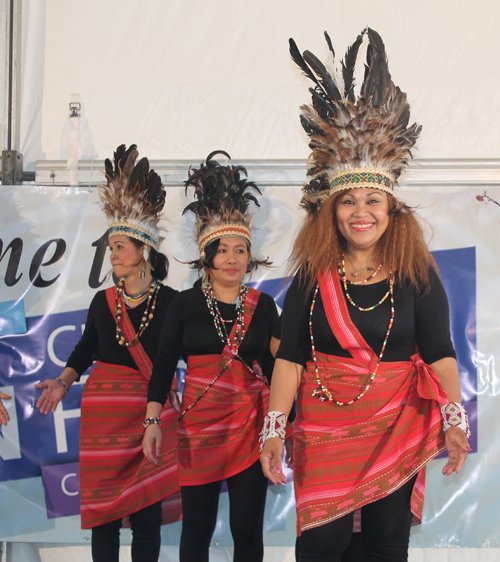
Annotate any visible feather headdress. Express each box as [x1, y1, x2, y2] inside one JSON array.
[[290, 28, 421, 215], [99, 144, 165, 249], [183, 150, 262, 257]]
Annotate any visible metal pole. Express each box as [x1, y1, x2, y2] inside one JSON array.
[[2, 0, 23, 184]]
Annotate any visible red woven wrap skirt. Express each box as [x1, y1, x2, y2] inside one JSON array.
[[79, 361, 181, 528], [177, 354, 269, 486], [293, 352, 446, 534]]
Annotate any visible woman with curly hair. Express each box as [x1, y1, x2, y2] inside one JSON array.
[[261, 30, 471, 562]]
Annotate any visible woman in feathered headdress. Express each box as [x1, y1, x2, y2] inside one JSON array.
[[260, 30, 471, 561], [35, 145, 181, 562], [144, 151, 278, 562]]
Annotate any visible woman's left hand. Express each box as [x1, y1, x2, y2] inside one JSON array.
[[35, 379, 66, 414], [442, 426, 471, 476], [143, 424, 162, 465]]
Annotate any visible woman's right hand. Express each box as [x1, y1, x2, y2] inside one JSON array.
[[143, 424, 162, 465], [260, 436, 287, 485], [35, 379, 66, 414], [0, 391, 12, 425]]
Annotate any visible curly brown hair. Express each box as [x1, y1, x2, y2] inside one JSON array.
[[289, 190, 438, 292]]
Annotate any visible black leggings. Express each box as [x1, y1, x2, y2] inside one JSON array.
[[180, 460, 268, 562], [91, 500, 162, 562], [297, 476, 417, 562]]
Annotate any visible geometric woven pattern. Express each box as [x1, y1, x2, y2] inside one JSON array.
[[441, 401, 471, 437], [79, 361, 181, 528], [177, 288, 270, 486], [329, 168, 395, 195], [291, 271, 449, 535], [178, 354, 269, 486]]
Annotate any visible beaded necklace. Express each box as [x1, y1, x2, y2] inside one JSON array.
[[310, 270, 395, 406], [204, 282, 248, 354], [115, 278, 159, 347], [179, 282, 250, 419], [339, 258, 389, 310], [123, 285, 151, 307]]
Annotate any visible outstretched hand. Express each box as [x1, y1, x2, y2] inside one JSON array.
[[442, 426, 471, 476], [0, 391, 12, 425], [260, 437, 287, 485], [35, 379, 66, 415], [143, 424, 163, 465]]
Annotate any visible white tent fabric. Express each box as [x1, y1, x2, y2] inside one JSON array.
[[14, 0, 500, 169]]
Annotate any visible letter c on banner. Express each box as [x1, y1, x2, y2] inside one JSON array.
[[48, 325, 76, 367], [61, 473, 79, 496]]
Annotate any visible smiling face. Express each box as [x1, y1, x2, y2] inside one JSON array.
[[335, 189, 390, 255], [207, 237, 249, 289], [109, 235, 145, 280]]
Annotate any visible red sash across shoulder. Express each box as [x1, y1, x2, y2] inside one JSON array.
[[78, 286, 181, 529], [293, 271, 448, 534], [177, 287, 270, 486]]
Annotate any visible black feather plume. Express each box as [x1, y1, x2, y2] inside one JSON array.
[[341, 30, 365, 101], [360, 28, 391, 106], [183, 151, 262, 240], [303, 50, 342, 103], [289, 38, 319, 87]]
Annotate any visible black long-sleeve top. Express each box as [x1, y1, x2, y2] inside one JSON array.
[[66, 285, 178, 377], [276, 267, 456, 368], [148, 287, 279, 405]]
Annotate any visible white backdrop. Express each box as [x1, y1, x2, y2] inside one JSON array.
[[8, 0, 500, 169]]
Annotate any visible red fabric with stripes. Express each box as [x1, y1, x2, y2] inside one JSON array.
[[80, 362, 181, 528], [78, 286, 181, 529], [292, 271, 448, 534], [177, 287, 269, 486]]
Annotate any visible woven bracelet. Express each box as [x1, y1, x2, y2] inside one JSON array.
[[441, 402, 471, 438], [259, 411, 287, 451]]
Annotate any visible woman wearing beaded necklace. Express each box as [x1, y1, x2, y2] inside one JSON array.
[[35, 145, 181, 562], [260, 30, 471, 562], [144, 152, 278, 562]]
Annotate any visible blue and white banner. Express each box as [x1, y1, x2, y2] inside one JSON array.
[[0, 184, 496, 547]]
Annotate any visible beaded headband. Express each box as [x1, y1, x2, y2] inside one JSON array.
[[199, 223, 252, 257], [108, 221, 160, 250], [329, 168, 395, 196]]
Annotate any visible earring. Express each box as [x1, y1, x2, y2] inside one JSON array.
[[202, 268, 210, 289], [139, 261, 146, 279]]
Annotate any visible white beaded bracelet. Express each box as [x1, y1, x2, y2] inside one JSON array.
[[259, 411, 287, 451], [441, 402, 471, 438]]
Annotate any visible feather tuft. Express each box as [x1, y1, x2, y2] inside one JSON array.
[[99, 144, 166, 248], [183, 151, 262, 245]]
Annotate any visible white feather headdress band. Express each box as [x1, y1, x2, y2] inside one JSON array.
[[108, 220, 160, 250]]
